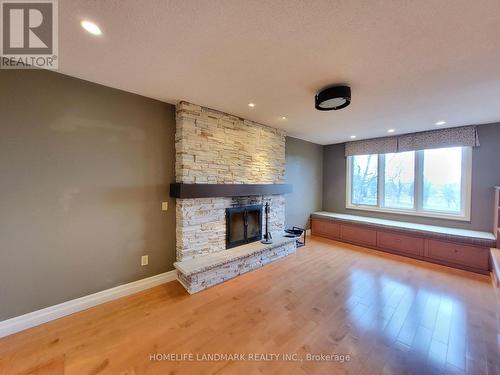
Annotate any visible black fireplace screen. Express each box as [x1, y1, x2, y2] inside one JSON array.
[[226, 204, 263, 249]]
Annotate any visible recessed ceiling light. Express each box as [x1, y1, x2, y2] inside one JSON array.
[[81, 20, 102, 36], [350, 135, 356, 139], [387, 129, 395, 133], [435, 120, 446, 126], [248, 103, 255, 108], [281, 116, 287, 120]]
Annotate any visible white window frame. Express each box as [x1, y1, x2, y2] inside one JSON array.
[[346, 147, 472, 221]]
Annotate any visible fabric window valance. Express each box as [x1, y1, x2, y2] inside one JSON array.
[[344, 136, 397, 156], [345, 126, 479, 156]]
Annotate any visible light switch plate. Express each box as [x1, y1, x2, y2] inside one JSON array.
[[161, 202, 168, 211], [141, 255, 149, 266]]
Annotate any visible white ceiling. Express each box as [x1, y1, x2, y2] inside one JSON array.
[[59, 0, 500, 145]]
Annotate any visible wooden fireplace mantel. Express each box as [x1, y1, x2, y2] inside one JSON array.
[[169, 183, 292, 199]]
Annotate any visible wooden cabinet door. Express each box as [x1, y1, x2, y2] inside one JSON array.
[[426, 239, 489, 270], [311, 219, 340, 239], [340, 224, 377, 247], [377, 231, 424, 257]]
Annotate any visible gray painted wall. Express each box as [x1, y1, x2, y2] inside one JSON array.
[[323, 123, 500, 232], [0, 70, 176, 320], [285, 137, 323, 229]]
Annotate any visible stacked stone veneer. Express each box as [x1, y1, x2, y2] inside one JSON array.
[[177, 238, 297, 294], [175, 102, 287, 261], [175, 102, 285, 184]]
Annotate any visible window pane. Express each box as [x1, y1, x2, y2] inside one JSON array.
[[423, 147, 462, 212], [384, 151, 415, 209], [351, 155, 378, 206]]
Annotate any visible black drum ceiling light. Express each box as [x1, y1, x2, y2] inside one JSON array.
[[315, 85, 351, 111]]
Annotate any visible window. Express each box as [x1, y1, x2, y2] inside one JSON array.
[[422, 147, 462, 213], [346, 147, 471, 220], [351, 154, 378, 206], [384, 151, 415, 209]]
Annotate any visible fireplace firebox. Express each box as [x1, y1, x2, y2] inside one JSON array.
[[226, 204, 263, 249]]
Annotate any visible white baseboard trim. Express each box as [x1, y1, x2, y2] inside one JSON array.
[[0, 270, 177, 338]]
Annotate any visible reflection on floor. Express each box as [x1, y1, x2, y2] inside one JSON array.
[[348, 271, 469, 371], [0, 236, 498, 374]]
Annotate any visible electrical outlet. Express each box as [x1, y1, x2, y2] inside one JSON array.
[[141, 255, 149, 266], [161, 202, 168, 211]]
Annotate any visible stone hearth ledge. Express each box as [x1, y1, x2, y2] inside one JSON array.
[[174, 232, 297, 294]]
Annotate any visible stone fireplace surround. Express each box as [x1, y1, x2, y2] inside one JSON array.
[[176, 233, 296, 294], [173, 102, 297, 293]]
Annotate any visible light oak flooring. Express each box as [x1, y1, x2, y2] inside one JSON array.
[[0, 236, 499, 375]]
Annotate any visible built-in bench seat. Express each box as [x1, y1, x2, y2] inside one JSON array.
[[491, 248, 500, 291], [311, 212, 496, 275], [175, 232, 297, 293]]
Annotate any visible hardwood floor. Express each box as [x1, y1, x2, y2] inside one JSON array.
[[0, 236, 499, 375]]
